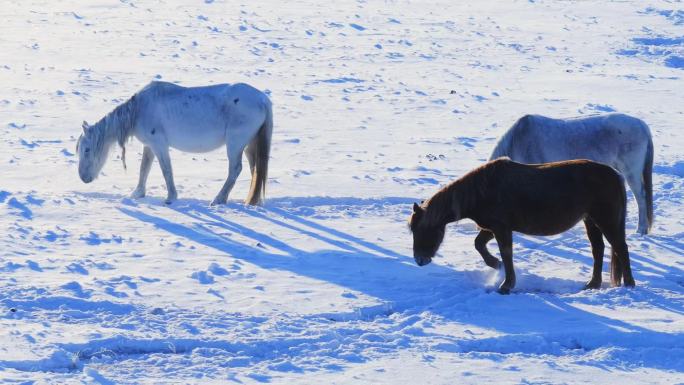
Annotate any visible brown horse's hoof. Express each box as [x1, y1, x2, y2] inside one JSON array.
[[624, 279, 636, 288], [497, 287, 511, 295], [482, 256, 501, 270], [583, 281, 601, 290]]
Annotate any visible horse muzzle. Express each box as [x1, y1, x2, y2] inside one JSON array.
[[414, 255, 432, 266], [79, 172, 94, 183]]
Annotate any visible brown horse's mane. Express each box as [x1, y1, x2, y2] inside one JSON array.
[[420, 157, 510, 227]]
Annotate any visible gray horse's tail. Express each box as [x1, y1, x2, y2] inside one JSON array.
[[245, 100, 273, 205], [611, 174, 628, 286], [643, 135, 654, 233]]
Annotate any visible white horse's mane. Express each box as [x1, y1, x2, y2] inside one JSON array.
[[108, 95, 138, 150], [86, 95, 138, 169]]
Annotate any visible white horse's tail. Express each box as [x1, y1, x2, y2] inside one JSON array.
[[245, 101, 273, 205], [643, 135, 654, 232]]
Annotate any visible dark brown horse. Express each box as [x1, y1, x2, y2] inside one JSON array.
[[408, 157, 635, 294]]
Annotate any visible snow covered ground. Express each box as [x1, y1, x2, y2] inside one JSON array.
[[1, 0, 683, 383]]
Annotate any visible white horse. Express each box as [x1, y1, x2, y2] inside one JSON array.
[[490, 113, 653, 235], [77, 81, 273, 205]]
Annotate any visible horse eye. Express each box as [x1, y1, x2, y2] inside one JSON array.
[[85, 148, 90, 153]]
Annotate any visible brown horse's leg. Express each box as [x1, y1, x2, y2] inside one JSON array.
[[593, 209, 636, 288], [622, 246, 636, 287], [475, 230, 501, 270], [494, 229, 515, 294], [604, 232, 635, 287], [583, 219, 604, 290]]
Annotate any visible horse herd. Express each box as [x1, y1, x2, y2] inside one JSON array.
[[76, 81, 654, 294]]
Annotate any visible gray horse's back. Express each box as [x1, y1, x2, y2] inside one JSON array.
[[490, 113, 651, 165], [139, 80, 229, 96], [490, 112, 654, 234]]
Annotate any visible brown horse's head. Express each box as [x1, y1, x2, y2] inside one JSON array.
[[409, 202, 445, 266]]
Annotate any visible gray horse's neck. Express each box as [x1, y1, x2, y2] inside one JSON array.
[[490, 131, 512, 160]]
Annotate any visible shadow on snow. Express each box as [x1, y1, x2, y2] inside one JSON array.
[[112, 195, 684, 371]]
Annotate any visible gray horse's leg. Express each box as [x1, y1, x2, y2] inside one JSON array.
[[131, 146, 154, 199], [153, 146, 177, 204], [624, 172, 647, 235], [211, 146, 244, 206]]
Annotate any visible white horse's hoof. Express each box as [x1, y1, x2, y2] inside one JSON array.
[[210, 198, 225, 206], [130, 189, 145, 199]]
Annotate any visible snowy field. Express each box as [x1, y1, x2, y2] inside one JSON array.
[[1, 0, 683, 383]]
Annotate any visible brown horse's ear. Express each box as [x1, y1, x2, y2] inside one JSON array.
[[82, 120, 89, 132], [410, 202, 424, 229]]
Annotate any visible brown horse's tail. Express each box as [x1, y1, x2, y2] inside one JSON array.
[[643, 136, 654, 233], [611, 174, 628, 286], [245, 100, 273, 206], [610, 249, 623, 286]]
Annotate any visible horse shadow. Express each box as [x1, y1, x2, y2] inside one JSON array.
[[513, 227, 684, 287], [117, 195, 684, 371], [498, 227, 684, 320], [119, 196, 435, 298]]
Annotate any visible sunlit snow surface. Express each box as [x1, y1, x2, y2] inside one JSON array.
[[0, 1, 683, 383]]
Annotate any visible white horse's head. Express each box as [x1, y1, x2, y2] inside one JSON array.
[[76, 120, 110, 183]]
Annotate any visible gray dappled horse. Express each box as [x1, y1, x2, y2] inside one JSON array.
[[491, 113, 653, 235]]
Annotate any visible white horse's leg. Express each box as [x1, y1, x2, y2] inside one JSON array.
[[211, 145, 244, 206], [625, 172, 647, 235], [153, 146, 177, 204], [131, 146, 154, 199]]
